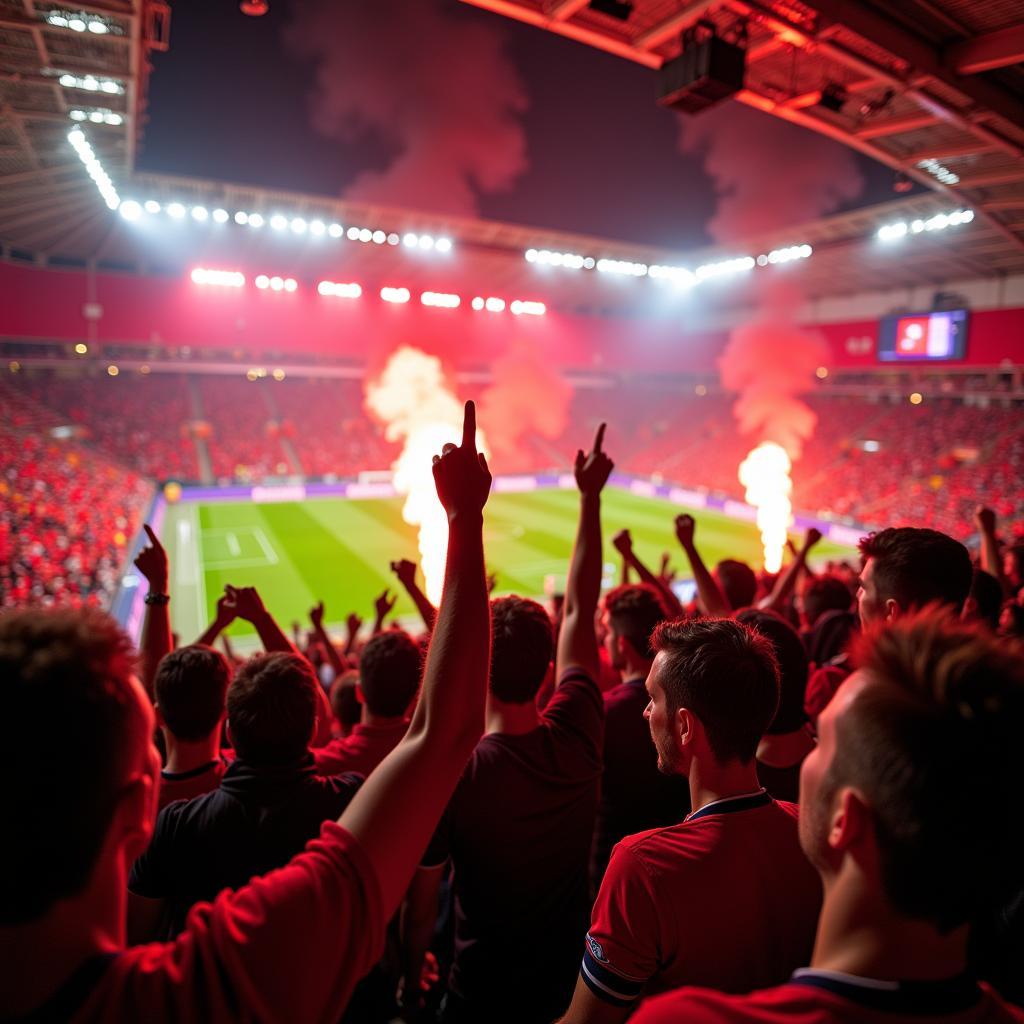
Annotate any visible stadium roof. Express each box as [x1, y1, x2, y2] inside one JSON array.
[[1, 0, 1023, 315]]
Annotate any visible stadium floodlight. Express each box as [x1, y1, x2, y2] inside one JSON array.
[[471, 296, 485, 310], [144, 200, 161, 214], [190, 267, 245, 287], [212, 208, 229, 224], [417, 234, 435, 250], [309, 219, 326, 236], [290, 217, 307, 234], [328, 222, 344, 238], [380, 286, 411, 304], [347, 227, 361, 241], [372, 230, 386, 244], [69, 109, 87, 121], [317, 280, 362, 298], [47, 13, 69, 27], [694, 255, 755, 280], [234, 210, 249, 225], [68, 17, 87, 31], [164, 202, 185, 218], [597, 258, 648, 277], [435, 237, 452, 253], [248, 213, 264, 228], [402, 233, 418, 248], [485, 297, 506, 312], [87, 19, 108, 33], [88, 110, 104, 123], [270, 276, 284, 291], [420, 291, 460, 309], [118, 199, 142, 221], [358, 228, 373, 243], [387, 233, 400, 246], [255, 275, 270, 289], [510, 299, 546, 316], [283, 278, 298, 292], [191, 206, 208, 222], [270, 214, 288, 231]]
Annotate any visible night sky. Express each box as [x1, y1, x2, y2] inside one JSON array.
[[138, 0, 906, 250]]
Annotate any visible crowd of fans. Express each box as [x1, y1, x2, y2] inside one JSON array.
[[3, 401, 1023, 1023]]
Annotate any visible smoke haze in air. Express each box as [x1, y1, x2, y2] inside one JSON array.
[[284, 0, 529, 215]]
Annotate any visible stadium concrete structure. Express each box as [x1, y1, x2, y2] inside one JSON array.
[[1, 0, 1023, 641]]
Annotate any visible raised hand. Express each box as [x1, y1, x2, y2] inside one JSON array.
[[224, 584, 266, 623], [803, 527, 823, 551], [975, 506, 997, 535], [675, 513, 696, 549], [346, 612, 363, 637], [432, 400, 491, 518], [390, 558, 418, 588], [375, 589, 397, 620], [134, 524, 168, 592], [574, 422, 613, 496], [215, 593, 237, 627], [659, 552, 676, 584], [611, 528, 633, 557], [310, 600, 325, 629]]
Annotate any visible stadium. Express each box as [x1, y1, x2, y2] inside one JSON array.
[[2, 1, 1024, 1021]]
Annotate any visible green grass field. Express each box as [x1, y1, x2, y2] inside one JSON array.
[[162, 487, 854, 645]]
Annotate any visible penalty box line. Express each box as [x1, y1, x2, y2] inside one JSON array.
[[201, 526, 281, 571]]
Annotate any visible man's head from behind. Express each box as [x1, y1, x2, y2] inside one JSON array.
[[857, 527, 972, 627], [799, 609, 1024, 932], [603, 583, 669, 672], [799, 574, 853, 629], [154, 644, 230, 742], [736, 609, 808, 734], [226, 652, 319, 766], [358, 630, 421, 719], [714, 559, 758, 611], [1, 609, 158, 925], [490, 596, 553, 704], [645, 617, 780, 776]]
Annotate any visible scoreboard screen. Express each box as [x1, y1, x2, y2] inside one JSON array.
[[877, 309, 969, 362]]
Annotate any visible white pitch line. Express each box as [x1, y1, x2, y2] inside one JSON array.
[[226, 532, 241, 557], [251, 527, 280, 566]]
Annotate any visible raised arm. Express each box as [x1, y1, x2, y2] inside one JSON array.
[[372, 589, 397, 636], [674, 514, 732, 617], [975, 506, 1011, 597], [761, 527, 821, 613], [309, 600, 347, 678], [343, 612, 363, 658], [195, 593, 237, 648], [338, 400, 492, 919], [557, 424, 613, 682], [611, 530, 684, 619], [134, 524, 173, 700], [391, 558, 437, 632]]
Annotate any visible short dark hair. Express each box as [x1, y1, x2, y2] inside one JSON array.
[[330, 669, 362, 728], [358, 630, 421, 718], [736, 609, 808, 734], [1, 609, 140, 924], [715, 559, 758, 610], [838, 609, 1024, 930], [227, 652, 318, 765], [858, 527, 972, 613], [652, 617, 780, 763], [154, 644, 230, 741], [802, 574, 852, 627], [604, 583, 670, 660], [490, 596, 553, 704]]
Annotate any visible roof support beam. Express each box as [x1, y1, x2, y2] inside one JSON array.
[[545, 0, 589, 20], [856, 112, 939, 138], [903, 140, 996, 162], [946, 22, 1024, 75], [635, 1, 714, 51]]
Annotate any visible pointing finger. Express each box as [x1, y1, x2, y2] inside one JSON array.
[[593, 422, 606, 454], [462, 400, 477, 451], [143, 523, 161, 548]]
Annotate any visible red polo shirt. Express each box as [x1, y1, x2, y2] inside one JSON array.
[[582, 792, 821, 1008], [630, 972, 1024, 1023], [313, 718, 409, 777], [34, 822, 383, 1023]]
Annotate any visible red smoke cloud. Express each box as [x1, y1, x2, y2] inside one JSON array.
[[680, 103, 863, 459], [478, 339, 573, 466], [284, 0, 529, 216]]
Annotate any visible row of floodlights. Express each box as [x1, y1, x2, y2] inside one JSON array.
[[192, 269, 545, 315], [68, 129, 118, 209], [45, 9, 118, 33], [57, 73, 124, 95], [877, 209, 974, 242], [118, 198, 452, 251], [69, 108, 123, 126], [524, 245, 812, 285]]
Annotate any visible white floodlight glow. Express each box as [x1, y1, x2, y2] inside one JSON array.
[[270, 214, 288, 231], [346, 227, 360, 241], [284, 278, 298, 292], [328, 222, 344, 238], [144, 199, 160, 214], [695, 255, 755, 279], [510, 299, 546, 316], [417, 234, 435, 250], [525, 249, 537, 263], [118, 199, 142, 221], [191, 206, 208, 222], [190, 267, 245, 287], [47, 13, 69, 27], [270, 276, 284, 291], [370, 229, 385, 244], [380, 286, 411, 304], [317, 280, 362, 298], [87, 19, 108, 33], [402, 232, 418, 248], [421, 291, 460, 309], [309, 219, 325, 236], [649, 264, 696, 287], [358, 228, 373, 242], [290, 217, 307, 234], [471, 296, 485, 310], [248, 213, 264, 228], [88, 110, 104, 123], [485, 297, 506, 312], [255, 275, 269, 289], [435, 237, 452, 253], [234, 210, 249, 225], [878, 210, 971, 242], [387, 232, 400, 245], [212, 208, 229, 223], [68, 17, 86, 31], [596, 258, 648, 277], [69, 108, 87, 121]]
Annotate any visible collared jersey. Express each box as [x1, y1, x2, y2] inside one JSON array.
[[313, 718, 409, 777], [629, 971, 1024, 1023], [157, 755, 230, 811], [18, 823, 384, 1024], [582, 792, 821, 1007]]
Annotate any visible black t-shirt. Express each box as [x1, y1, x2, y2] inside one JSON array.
[[423, 668, 604, 1019], [129, 753, 363, 938], [591, 677, 690, 890]]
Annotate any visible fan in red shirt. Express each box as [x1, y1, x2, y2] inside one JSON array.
[[313, 629, 419, 777], [631, 610, 1024, 1024], [560, 617, 821, 1024], [0, 400, 493, 1024]]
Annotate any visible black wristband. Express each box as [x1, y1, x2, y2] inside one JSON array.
[[145, 592, 170, 605]]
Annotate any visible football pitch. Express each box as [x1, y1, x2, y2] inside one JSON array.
[[161, 488, 855, 645]]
